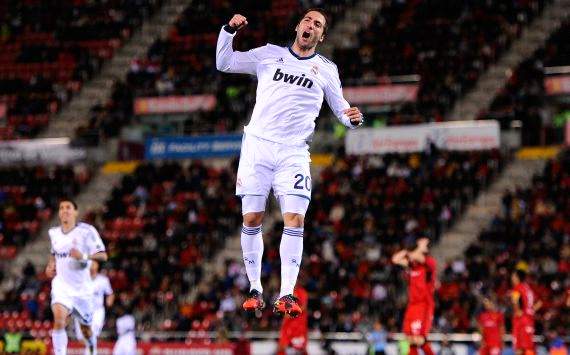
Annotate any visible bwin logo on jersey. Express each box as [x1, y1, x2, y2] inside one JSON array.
[[273, 68, 313, 88]]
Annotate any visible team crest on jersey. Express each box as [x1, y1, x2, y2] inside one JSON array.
[[311, 65, 319, 75]]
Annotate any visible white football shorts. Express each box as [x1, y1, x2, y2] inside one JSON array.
[[51, 284, 93, 326], [236, 133, 312, 202]]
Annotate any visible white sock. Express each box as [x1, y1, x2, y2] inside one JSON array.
[[52, 328, 68, 355], [241, 224, 264, 293], [279, 227, 303, 297]]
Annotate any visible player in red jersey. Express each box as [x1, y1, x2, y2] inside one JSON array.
[[478, 296, 504, 355], [392, 236, 436, 355], [277, 286, 309, 355], [511, 269, 542, 355]]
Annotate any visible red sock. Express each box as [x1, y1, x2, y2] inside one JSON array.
[[422, 343, 434, 355], [409, 346, 419, 355]]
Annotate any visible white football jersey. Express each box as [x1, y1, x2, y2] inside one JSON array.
[[49, 222, 105, 296], [92, 274, 113, 310], [116, 314, 136, 336], [216, 27, 358, 146]]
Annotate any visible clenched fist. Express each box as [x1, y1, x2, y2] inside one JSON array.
[[229, 14, 248, 31], [344, 107, 364, 126]]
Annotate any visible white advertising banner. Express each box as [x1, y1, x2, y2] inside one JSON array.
[[346, 120, 500, 154], [0, 138, 86, 165]]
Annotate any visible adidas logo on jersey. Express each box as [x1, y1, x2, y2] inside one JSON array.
[[273, 68, 313, 88]]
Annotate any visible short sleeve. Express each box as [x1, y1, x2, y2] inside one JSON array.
[[86, 226, 105, 255], [426, 256, 437, 272], [104, 277, 113, 295]]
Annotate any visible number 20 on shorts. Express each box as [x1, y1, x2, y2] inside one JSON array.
[[294, 174, 311, 191]]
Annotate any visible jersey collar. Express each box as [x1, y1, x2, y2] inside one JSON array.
[[61, 223, 79, 235], [288, 46, 317, 60]]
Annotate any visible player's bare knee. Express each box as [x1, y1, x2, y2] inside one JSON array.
[[81, 325, 92, 338], [283, 213, 304, 228], [243, 212, 263, 227], [53, 318, 66, 330]]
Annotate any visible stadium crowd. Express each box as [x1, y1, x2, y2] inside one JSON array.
[[1, 0, 569, 351], [0, 165, 91, 259], [2, 149, 569, 344], [332, 0, 549, 126], [480, 20, 570, 146], [0, 0, 163, 139], [74, 0, 552, 147], [73, 0, 365, 145], [180, 148, 506, 335]]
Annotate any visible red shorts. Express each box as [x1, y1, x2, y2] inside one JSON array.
[[512, 315, 534, 351], [480, 345, 502, 355], [403, 303, 433, 337]]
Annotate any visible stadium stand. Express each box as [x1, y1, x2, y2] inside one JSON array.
[[0, 0, 163, 140], [175, 149, 505, 333], [72, 0, 554, 147], [334, 0, 549, 125], [1, 0, 568, 352], [448, 148, 570, 335], [0, 165, 91, 256], [0, 149, 506, 337], [0, 160, 240, 336], [0, 164, 92, 341], [72, 1, 369, 145], [480, 20, 570, 145]]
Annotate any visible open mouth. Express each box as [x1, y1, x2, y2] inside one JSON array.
[[302, 31, 311, 39]]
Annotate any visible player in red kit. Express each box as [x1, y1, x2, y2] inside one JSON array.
[[478, 296, 504, 355], [277, 286, 309, 355], [392, 236, 436, 355], [511, 269, 541, 355]]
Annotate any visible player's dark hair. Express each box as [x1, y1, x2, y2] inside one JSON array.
[[299, 8, 330, 35], [515, 269, 527, 281], [59, 198, 78, 210]]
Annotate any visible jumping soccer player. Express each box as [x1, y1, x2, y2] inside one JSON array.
[[511, 269, 541, 355], [392, 236, 436, 355], [478, 296, 504, 355], [45, 199, 108, 355], [216, 8, 363, 317]]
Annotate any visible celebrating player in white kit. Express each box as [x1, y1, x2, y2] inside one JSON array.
[[45, 199, 108, 355], [113, 309, 137, 355], [74, 261, 114, 355], [216, 8, 363, 317]]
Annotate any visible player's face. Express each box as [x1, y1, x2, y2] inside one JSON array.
[[295, 11, 326, 50], [417, 237, 430, 253], [58, 201, 78, 225], [511, 272, 519, 285]]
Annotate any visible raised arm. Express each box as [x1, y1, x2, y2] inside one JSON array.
[[216, 14, 264, 75], [407, 247, 426, 264], [323, 65, 363, 128], [391, 249, 409, 267], [511, 290, 522, 317]]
